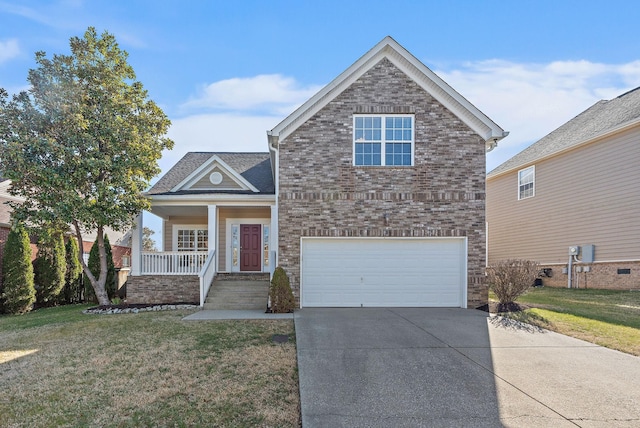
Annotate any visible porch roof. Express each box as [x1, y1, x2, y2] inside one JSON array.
[[147, 152, 274, 195]]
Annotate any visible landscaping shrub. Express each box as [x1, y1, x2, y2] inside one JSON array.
[[269, 266, 295, 313], [60, 236, 83, 304], [84, 234, 116, 303], [1, 224, 36, 314], [34, 231, 66, 307], [487, 259, 540, 309]]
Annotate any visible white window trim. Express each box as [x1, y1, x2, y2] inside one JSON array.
[[352, 114, 415, 166], [518, 165, 535, 200], [172, 225, 208, 252]]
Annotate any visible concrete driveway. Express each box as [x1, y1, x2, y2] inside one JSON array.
[[295, 308, 640, 427]]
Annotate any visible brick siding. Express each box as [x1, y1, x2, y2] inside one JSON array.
[[277, 58, 488, 308], [537, 262, 640, 290], [126, 275, 199, 304]]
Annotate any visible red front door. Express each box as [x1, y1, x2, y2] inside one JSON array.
[[240, 224, 262, 271]]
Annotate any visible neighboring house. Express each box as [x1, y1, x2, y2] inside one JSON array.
[[487, 87, 640, 289], [128, 36, 507, 309]]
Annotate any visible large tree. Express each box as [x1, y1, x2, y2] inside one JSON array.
[[0, 27, 173, 305], [85, 234, 116, 303]]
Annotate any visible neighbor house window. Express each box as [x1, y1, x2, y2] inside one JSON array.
[[175, 227, 208, 251], [518, 166, 535, 200], [354, 115, 414, 166]]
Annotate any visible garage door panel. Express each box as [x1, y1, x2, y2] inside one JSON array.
[[301, 238, 466, 308]]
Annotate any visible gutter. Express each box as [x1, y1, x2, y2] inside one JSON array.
[[486, 131, 510, 153]]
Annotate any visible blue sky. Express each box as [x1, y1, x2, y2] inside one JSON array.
[[2, 0, 640, 175]]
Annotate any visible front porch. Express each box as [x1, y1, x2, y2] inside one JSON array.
[[129, 202, 277, 306]]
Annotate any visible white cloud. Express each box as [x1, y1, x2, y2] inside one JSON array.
[[0, 39, 20, 64], [157, 113, 284, 180], [181, 74, 323, 115], [163, 60, 640, 176], [435, 59, 640, 170]]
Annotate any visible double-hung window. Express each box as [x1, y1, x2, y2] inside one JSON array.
[[354, 115, 414, 166], [175, 227, 208, 251], [518, 166, 535, 200]]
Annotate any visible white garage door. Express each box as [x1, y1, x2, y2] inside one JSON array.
[[301, 237, 467, 308]]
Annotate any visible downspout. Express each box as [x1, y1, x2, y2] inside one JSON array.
[[267, 131, 279, 269], [267, 131, 279, 310]]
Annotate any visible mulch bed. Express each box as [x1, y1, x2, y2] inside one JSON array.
[[84, 302, 198, 314], [477, 302, 531, 314]]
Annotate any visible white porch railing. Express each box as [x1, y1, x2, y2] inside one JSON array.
[[199, 250, 216, 307], [141, 251, 209, 275]]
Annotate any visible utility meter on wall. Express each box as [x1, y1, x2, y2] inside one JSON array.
[[569, 246, 580, 256]]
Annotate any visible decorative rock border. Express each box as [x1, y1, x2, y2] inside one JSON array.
[[83, 304, 198, 315]]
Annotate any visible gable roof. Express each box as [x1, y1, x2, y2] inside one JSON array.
[[147, 152, 274, 195], [267, 36, 507, 151], [170, 154, 260, 193], [489, 87, 640, 178]]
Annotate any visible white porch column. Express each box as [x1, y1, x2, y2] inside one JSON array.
[[270, 204, 278, 268], [208, 205, 217, 268], [131, 213, 143, 276]]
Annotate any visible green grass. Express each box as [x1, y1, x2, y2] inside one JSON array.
[[0, 306, 299, 427], [494, 288, 640, 356]]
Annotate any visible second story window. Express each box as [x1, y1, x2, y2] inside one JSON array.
[[354, 115, 414, 166], [518, 166, 535, 200]]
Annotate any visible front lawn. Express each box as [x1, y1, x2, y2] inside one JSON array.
[[493, 287, 640, 356], [0, 305, 299, 427]]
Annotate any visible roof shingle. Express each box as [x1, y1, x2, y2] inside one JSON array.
[[147, 152, 274, 195], [488, 87, 640, 177]]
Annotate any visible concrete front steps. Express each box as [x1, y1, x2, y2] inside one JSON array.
[[203, 273, 270, 310]]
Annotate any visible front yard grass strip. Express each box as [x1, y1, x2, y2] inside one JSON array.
[[0, 306, 300, 427], [493, 288, 640, 356]]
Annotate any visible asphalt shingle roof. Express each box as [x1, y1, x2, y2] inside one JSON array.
[[488, 87, 640, 177], [147, 152, 274, 195]]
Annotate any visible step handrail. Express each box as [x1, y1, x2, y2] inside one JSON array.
[[198, 250, 216, 307]]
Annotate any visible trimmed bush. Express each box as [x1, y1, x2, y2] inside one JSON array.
[[269, 266, 295, 313], [60, 237, 83, 304], [34, 231, 66, 307], [84, 234, 116, 303], [1, 224, 36, 314], [487, 259, 540, 309]]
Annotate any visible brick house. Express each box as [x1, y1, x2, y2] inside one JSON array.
[[487, 87, 640, 289], [128, 36, 507, 309]]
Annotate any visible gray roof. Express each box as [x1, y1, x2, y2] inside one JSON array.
[[489, 87, 640, 177], [147, 152, 274, 195]]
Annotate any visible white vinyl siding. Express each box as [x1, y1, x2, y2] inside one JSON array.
[[487, 126, 640, 264]]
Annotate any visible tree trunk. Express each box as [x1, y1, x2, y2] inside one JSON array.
[[74, 221, 111, 306]]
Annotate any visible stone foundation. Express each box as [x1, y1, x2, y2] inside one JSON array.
[[126, 275, 200, 304], [537, 261, 640, 290]]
